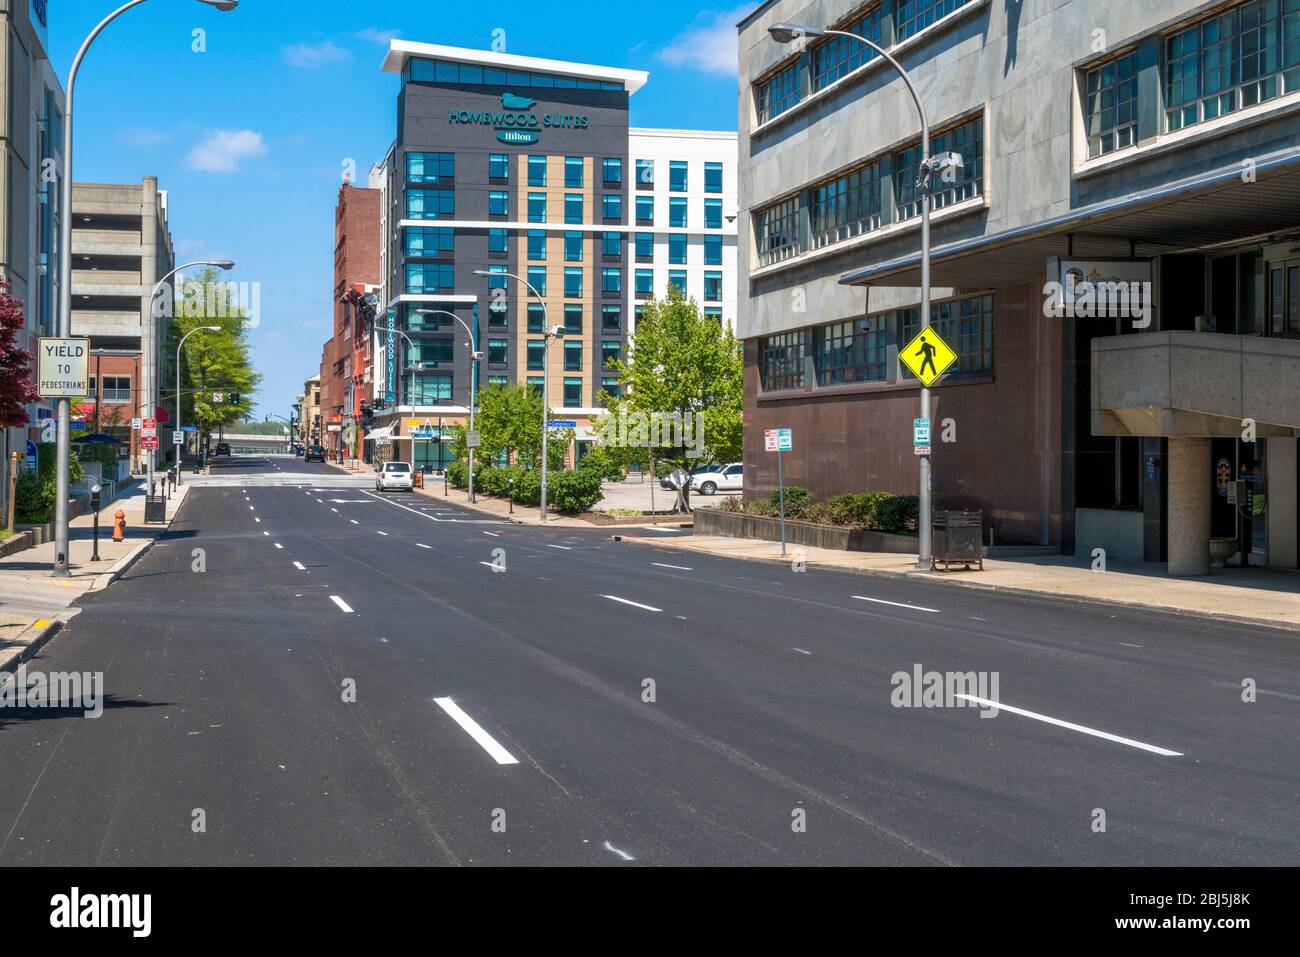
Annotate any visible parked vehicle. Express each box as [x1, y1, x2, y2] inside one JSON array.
[[375, 461, 414, 492], [304, 445, 326, 463], [693, 463, 743, 495], [660, 463, 723, 490], [215, 442, 231, 456]]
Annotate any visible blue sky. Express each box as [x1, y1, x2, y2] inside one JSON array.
[[48, 0, 746, 420]]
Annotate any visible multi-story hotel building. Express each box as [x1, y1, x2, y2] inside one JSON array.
[[737, 0, 1300, 575], [366, 41, 738, 470]]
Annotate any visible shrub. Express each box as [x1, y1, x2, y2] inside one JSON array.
[[14, 443, 82, 524], [511, 469, 541, 506], [549, 469, 603, 514], [765, 485, 809, 518], [802, 501, 830, 525], [876, 495, 919, 534], [826, 492, 891, 527], [577, 446, 625, 482], [446, 460, 468, 489]]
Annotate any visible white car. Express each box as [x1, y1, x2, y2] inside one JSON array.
[[375, 461, 414, 492], [692, 463, 743, 495]]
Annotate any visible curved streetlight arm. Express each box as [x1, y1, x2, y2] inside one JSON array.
[[814, 30, 929, 148], [416, 308, 481, 501]]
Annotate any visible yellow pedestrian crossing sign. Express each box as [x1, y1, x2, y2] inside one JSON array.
[[900, 324, 958, 387]]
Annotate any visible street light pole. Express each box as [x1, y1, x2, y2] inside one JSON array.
[[769, 23, 936, 568], [474, 270, 554, 522], [373, 323, 418, 464], [174, 326, 220, 485], [417, 309, 479, 503], [51, 0, 239, 578]]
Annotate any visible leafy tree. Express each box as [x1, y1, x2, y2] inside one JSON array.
[[0, 281, 39, 427], [447, 382, 570, 470]]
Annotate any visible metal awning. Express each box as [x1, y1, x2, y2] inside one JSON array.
[[839, 145, 1300, 290], [366, 425, 396, 442]]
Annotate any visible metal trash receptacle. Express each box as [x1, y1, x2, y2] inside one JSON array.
[[143, 495, 167, 524], [933, 509, 983, 571]]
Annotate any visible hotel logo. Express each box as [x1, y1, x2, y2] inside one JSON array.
[[448, 92, 590, 145]]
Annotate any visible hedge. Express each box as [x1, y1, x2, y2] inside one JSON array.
[[722, 489, 919, 534], [446, 462, 602, 513]]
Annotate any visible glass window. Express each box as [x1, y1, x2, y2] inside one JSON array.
[[635, 268, 654, 296], [488, 375, 509, 387], [602, 194, 623, 222], [815, 316, 887, 384], [896, 0, 969, 42], [704, 234, 722, 265], [565, 194, 584, 224], [635, 232, 655, 258], [406, 152, 455, 183], [409, 374, 453, 405], [407, 188, 454, 220], [488, 191, 509, 216], [704, 161, 723, 193], [405, 226, 454, 257], [757, 61, 800, 124], [563, 303, 583, 334], [704, 307, 723, 324], [602, 304, 622, 330], [602, 267, 622, 293], [601, 377, 620, 399], [636, 158, 654, 186], [405, 263, 454, 294], [668, 270, 687, 294], [603, 157, 623, 184], [527, 339, 545, 371], [668, 234, 687, 264], [669, 160, 688, 192], [408, 337, 453, 366], [760, 331, 806, 390], [669, 197, 688, 228], [527, 229, 547, 260], [756, 196, 800, 266], [563, 378, 582, 407], [810, 161, 882, 249], [528, 155, 547, 187], [704, 198, 723, 229], [602, 231, 622, 256], [101, 376, 131, 403], [526, 376, 543, 394], [487, 264, 508, 290], [488, 294, 508, 326], [488, 338, 508, 364], [563, 267, 583, 298], [704, 272, 722, 302], [488, 228, 508, 254], [565, 156, 584, 188], [527, 265, 547, 297], [812, 8, 884, 91], [527, 302, 545, 333], [565, 231, 584, 261], [900, 293, 995, 378], [528, 192, 547, 223], [488, 153, 509, 179], [564, 340, 583, 371], [636, 195, 654, 224], [1085, 53, 1138, 156], [895, 116, 983, 220], [601, 340, 620, 369]]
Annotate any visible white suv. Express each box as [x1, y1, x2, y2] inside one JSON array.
[[693, 463, 743, 495], [376, 461, 414, 492]]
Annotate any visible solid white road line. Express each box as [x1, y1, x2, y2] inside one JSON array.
[[478, 561, 498, 569], [416, 543, 432, 549], [792, 648, 812, 655], [483, 531, 501, 537], [601, 594, 662, 613], [545, 543, 571, 550], [602, 840, 635, 862], [853, 595, 940, 613], [952, 694, 1184, 757], [433, 697, 519, 765], [651, 562, 693, 571], [293, 561, 305, 570], [329, 595, 353, 613], [376, 530, 389, 536]]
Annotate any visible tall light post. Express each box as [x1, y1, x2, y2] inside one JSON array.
[[142, 259, 234, 491], [769, 22, 955, 568], [52, 0, 239, 577], [474, 269, 560, 522], [416, 309, 481, 503], [174, 325, 220, 485]]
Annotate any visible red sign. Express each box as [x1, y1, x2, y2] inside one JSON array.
[[140, 436, 159, 450]]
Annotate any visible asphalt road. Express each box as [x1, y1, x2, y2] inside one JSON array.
[[1, 455, 1297, 866]]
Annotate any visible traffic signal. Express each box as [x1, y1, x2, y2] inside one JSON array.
[[230, 392, 241, 405]]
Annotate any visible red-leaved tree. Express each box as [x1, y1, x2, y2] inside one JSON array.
[[0, 281, 40, 427]]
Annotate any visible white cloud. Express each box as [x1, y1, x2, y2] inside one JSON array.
[[284, 40, 351, 69], [185, 129, 267, 174], [117, 127, 170, 148], [357, 27, 400, 45], [657, 6, 748, 75]]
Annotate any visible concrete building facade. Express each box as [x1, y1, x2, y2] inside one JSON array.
[[366, 41, 738, 470], [736, 0, 1300, 574]]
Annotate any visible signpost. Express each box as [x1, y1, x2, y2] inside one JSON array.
[[764, 428, 793, 557], [913, 417, 932, 456]]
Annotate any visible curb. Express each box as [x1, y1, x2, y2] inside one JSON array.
[[0, 611, 78, 675], [90, 539, 155, 591], [635, 537, 1300, 637]]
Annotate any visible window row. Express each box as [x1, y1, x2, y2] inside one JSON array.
[[398, 372, 623, 409], [403, 57, 625, 91], [756, 0, 972, 124], [633, 269, 725, 301], [1085, 0, 1300, 158], [755, 117, 983, 267], [759, 293, 994, 391]]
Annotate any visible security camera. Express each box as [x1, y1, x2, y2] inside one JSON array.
[[550, 324, 566, 338], [471, 350, 485, 361], [928, 150, 965, 171]]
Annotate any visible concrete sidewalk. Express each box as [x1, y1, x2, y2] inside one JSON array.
[[0, 481, 190, 671], [639, 533, 1300, 632]]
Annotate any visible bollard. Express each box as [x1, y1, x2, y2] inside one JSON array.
[[444, 472, 449, 497], [89, 484, 103, 561], [509, 477, 514, 514]]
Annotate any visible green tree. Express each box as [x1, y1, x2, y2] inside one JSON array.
[[598, 286, 742, 476], [448, 382, 569, 470], [170, 268, 261, 450]]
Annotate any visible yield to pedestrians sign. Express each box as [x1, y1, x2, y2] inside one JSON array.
[[36, 337, 90, 397], [899, 325, 957, 387]]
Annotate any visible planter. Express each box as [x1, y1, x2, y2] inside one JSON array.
[[694, 507, 917, 553]]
